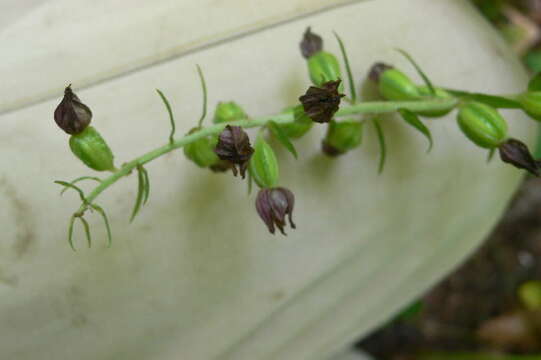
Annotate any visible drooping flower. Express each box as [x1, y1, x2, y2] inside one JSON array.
[[255, 187, 296, 235], [499, 138, 540, 176], [214, 125, 254, 178], [299, 80, 344, 123], [54, 85, 92, 135], [300, 27, 323, 59]]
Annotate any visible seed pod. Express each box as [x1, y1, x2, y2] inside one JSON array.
[[415, 86, 455, 117], [183, 128, 220, 168], [457, 102, 508, 149], [518, 92, 541, 122], [249, 135, 279, 189], [370, 64, 420, 101], [69, 126, 115, 172], [54, 85, 92, 134], [279, 105, 313, 139], [307, 51, 342, 88], [322, 119, 363, 156], [213, 101, 248, 124]]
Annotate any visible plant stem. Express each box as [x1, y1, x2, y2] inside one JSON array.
[[76, 97, 458, 214]]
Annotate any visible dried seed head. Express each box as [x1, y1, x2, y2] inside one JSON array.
[[299, 80, 345, 123], [214, 125, 254, 178], [300, 27, 323, 59], [255, 187, 296, 235], [54, 85, 92, 135], [499, 138, 540, 176]]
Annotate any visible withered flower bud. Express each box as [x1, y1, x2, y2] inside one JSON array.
[[499, 138, 540, 176], [255, 187, 296, 235], [214, 125, 254, 178], [54, 85, 92, 135], [300, 27, 323, 59], [368, 62, 393, 83], [299, 80, 345, 123]]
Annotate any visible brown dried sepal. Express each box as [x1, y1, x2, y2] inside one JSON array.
[[368, 62, 393, 83], [54, 85, 92, 135], [300, 27, 323, 59], [498, 138, 540, 176], [214, 125, 254, 178], [255, 187, 296, 235], [299, 80, 345, 124]]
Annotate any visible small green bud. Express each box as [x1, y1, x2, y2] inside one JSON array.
[[69, 126, 115, 171], [322, 119, 363, 156], [373, 65, 420, 101], [249, 135, 279, 188], [518, 281, 541, 311], [518, 92, 541, 121], [415, 86, 455, 117], [183, 128, 220, 168], [457, 102, 508, 149], [279, 106, 313, 139], [213, 101, 248, 124], [307, 51, 342, 88]]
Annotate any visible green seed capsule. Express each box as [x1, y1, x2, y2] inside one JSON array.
[[279, 105, 313, 139], [213, 101, 248, 124], [415, 86, 455, 117], [183, 129, 220, 168], [322, 119, 363, 156], [378, 68, 420, 101], [307, 51, 342, 88], [518, 281, 541, 311], [456, 102, 508, 149], [69, 126, 115, 171], [249, 135, 279, 188], [518, 92, 541, 122]]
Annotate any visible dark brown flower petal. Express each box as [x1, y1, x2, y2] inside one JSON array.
[[255, 187, 295, 235], [300, 27, 323, 59], [54, 85, 92, 135], [499, 138, 540, 176], [368, 62, 393, 83], [299, 80, 345, 123], [214, 125, 254, 178]]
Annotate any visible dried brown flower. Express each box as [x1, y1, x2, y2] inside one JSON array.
[[255, 187, 296, 235], [299, 80, 344, 123], [54, 85, 92, 135], [300, 27, 323, 59], [214, 125, 254, 178], [368, 62, 393, 83], [499, 138, 540, 176]]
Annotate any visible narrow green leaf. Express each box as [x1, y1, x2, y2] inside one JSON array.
[[156, 89, 176, 144], [92, 204, 112, 248], [334, 31, 356, 103], [130, 166, 145, 223], [60, 176, 101, 195], [196, 64, 208, 128], [396, 49, 436, 95], [247, 170, 253, 196], [528, 72, 541, 91], [398, 109, 433, 152], [79, 217, 92, 248], [267, 120, 298, 159], [372, 118, 387, 174], [140, 166, 150, 205], [68, 215, 77, 251], [445, 89, 521, 109], [54, 180, 88, 204]]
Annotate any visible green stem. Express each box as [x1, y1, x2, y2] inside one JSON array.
[[76, 97, 458, 214]]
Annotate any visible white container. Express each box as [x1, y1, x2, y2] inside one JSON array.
[[0, 0, 535, 359]]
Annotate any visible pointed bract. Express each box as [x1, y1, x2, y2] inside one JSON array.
[[299, 80, 345, 123], [255, 187, 296, 235]]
